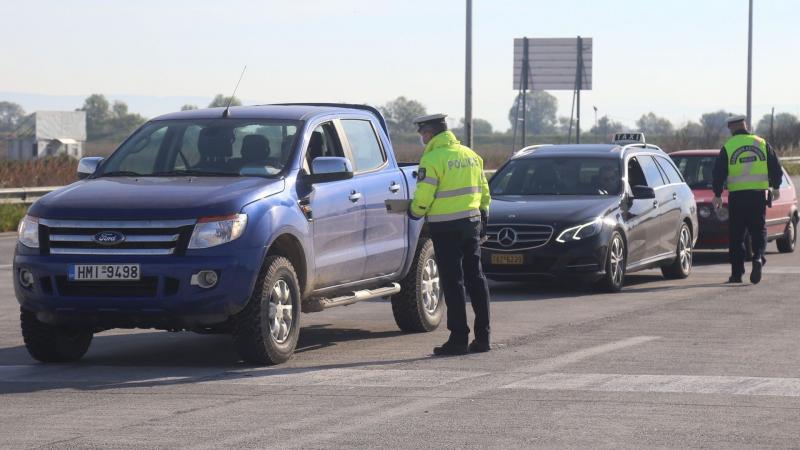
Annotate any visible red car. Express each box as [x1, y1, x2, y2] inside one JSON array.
[[670, 149, 798, 253]]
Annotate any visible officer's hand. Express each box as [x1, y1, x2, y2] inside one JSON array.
[[771, 188, 781, 201], [407, 210, 421, 221], [712, 196, 723, 210]]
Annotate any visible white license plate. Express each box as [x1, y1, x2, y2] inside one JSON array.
[[69, 264, 140, 281]]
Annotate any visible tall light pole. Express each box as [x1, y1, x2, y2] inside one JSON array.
[[746, 0, 753, 129], [464, 0, 473, 147]]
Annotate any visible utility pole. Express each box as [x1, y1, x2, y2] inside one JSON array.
[[769, 106, 775, 142], [746, 0, 753, 129], [464, 0, 473, 147]]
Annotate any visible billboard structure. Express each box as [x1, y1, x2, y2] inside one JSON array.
[[512, 36, 592, 148]]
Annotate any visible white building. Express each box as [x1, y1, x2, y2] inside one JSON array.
[[7, 111, 87, 160]]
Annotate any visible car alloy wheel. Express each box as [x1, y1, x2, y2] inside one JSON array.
[[421, 258, 441, 315], [268, 279, 294, 344], [609, 235, 625, 287], [679, 226, 692, 274]]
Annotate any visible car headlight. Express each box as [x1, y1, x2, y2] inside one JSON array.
[[17, 215, 39, 248], [556, 218, 610, 243], [188, 214, 247, 249], [698, 206, 712, 219]]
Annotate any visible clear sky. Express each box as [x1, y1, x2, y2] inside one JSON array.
[[1, 0, 798, 131]]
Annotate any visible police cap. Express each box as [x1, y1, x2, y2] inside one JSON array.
[[412, 113, 447, 131], [725, 115, 746, 125]]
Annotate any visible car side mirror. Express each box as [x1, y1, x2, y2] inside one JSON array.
[[307, 157, 354, 183], [631, 185, 655, 200], [77, 157, 104, 179]]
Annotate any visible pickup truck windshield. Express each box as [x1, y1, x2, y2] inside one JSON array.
[[491, 157, 623, 196], [96, 119, 301, 178]]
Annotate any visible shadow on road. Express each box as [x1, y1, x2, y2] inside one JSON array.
[[0, 323, 426, 395]]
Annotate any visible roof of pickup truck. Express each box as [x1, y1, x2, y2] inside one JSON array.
[[153, 104, 373, 122]]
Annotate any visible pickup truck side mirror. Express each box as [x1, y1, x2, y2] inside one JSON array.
[[307, 157, 354, 183], [631, 185, 656, 200], [77, 157, 104, 179]]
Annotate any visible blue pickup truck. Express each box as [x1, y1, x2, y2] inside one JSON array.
[[14, 104, 442, 364]]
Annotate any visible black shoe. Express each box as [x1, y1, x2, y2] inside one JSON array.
[[468, 340, 491, 353], [750, 259, 763, 284], [433, 341, 469, 356], [727, 275, 742, 283]]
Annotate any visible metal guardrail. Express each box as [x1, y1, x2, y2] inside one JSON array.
[[0, 186, 63, 204], [0, 158, 797, 204]]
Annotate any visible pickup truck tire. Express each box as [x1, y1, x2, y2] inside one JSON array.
[[233, 256, 301, 365], [20, 309, 93, 363], [391, 238, 442, 332]]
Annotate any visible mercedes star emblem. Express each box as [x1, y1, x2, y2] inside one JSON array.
[[497, 227, 517, 248]]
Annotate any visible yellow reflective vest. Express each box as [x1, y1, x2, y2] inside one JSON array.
[[410, 131, 491, 222], [724, 134, 769, 192]]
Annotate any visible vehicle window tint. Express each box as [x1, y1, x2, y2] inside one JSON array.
[[656, 156, 684, 184], [627, 157, 647, 188], [637, 156, 665, 187], [341, 119, 386, 172], [671, 155, 717, 189], [114, 125, 168, 173], [306, 122, 346, 171], [489, 157, 621, 196], [175, 125, 202, 170]]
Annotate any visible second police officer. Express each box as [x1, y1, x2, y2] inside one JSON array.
[[409, 114, 492, 355], [712, 115, 783, 284]]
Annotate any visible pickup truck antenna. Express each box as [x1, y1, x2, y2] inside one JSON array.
[[222, 65, 247, 118]]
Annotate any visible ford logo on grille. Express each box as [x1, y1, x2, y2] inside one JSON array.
[[93, 231, 126, 246]]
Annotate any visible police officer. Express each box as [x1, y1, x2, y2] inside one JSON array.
[[409, 114, 492, 355], [712, 115, 782, 284]]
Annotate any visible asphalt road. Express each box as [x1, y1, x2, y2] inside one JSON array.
[[1, 183, 799, 449]]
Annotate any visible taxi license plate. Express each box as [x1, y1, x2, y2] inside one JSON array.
[[491, 254, 523, 265], [69, 264, 140, 281]]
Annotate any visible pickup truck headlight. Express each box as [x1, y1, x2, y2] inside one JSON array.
[[17, 215, 39, 248], [556, 218, 609, 243], [188, 214, 247, 249]]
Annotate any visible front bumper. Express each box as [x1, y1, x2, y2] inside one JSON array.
[[13, 247, 264, 329], [481, 233, 608, 282]]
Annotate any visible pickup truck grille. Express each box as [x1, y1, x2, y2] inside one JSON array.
[[39, 219, 196, 256], [483, 223, 553, 251]]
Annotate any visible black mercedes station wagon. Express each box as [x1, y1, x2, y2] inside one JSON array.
[[482, 133, 698, 292]]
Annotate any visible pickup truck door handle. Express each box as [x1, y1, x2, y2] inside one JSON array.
[[389, 182, 401, 193], [652, 200, 659, 209], [348, 190, 362, 202], [672, 192, 677, 200]]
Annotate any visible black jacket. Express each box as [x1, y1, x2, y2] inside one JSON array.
[[712, 129, 782, 197]]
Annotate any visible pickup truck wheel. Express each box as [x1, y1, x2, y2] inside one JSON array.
[[661, 224, 693, 279], [233, 256, 301, 365], [20, 309, 93, 363], [776, 217, 796, 253], [391, 238, 443, 332]]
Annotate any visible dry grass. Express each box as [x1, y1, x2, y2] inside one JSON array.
[[0, 204, 27, 232], [0, 156, 78, 188]]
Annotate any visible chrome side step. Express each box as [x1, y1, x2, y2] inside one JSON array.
[[303, 283, 401, 313]]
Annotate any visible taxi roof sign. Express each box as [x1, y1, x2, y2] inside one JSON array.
[[612, 132, 646, 145]]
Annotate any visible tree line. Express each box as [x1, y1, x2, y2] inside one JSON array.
[[2, 93, 799, 152]]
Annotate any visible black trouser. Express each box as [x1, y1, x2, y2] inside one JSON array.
[[430, 218, 491, 344], [728, 190, 767, 276]]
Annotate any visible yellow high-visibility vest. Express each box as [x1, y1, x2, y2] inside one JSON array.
[[724, 134, 769, 192], [410, 131, 490, 222]]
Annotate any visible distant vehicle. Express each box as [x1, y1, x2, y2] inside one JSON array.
[[482, 133, 698, 292], [670, 149, 797, 253], [14, 104, 443, 365]]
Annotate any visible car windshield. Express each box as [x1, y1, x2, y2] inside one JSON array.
[[96, 119, 301, 178], [491, 157, 623, 196], [670, 155, 717, 189]]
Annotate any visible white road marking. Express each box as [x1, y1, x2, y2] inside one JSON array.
[[514, 336, 659, 373], [691, 266, 800, 274], [205, 367, 486, 388], [503, 373, 800, 397]]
